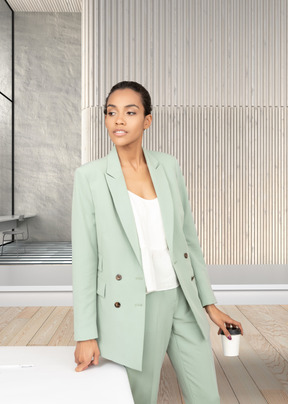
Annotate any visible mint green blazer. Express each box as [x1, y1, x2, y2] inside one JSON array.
[[72, 146, 216, 371]]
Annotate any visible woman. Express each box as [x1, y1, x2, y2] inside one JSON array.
[[72, 81, 243, 404]]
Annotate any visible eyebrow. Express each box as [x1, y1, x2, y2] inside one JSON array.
[[107, 104, 140, 109]]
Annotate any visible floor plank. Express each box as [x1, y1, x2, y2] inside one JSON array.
[[0, 317, 27, 345], [0, 307, 41, 345], [213, 353, 239, 404], [48, 308, 74, 346], [262, 390, 288, 403], [29, 306, 70, 346], [222, 305, 288, 393], [68, 333, 76, 346], [209, 318, 268, 403], [238, 305, 288, 362], [236, 335, 286, 403], [16, 306, 40, 319], [0, 307, 24, 332], [7, 306, 54, 346], [0, 307, 9, 317]]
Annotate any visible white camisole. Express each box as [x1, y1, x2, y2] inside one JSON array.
[[128, 190, 179, 293]]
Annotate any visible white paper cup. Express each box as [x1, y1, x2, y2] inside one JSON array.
[[220, 327, 241, 356]]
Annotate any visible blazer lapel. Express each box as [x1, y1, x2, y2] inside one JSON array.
[[105, 146, 142, 266], [105, 146, 175, 266]]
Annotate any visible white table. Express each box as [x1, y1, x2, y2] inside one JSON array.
[[0, 214, 36, 232], [0, 346, 134, 404]]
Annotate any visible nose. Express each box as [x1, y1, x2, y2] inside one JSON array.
[[115, 113, 126, 125]]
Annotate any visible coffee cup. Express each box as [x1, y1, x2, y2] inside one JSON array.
[[220, 327, 241, 356]]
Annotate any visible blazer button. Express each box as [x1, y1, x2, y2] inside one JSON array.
[[184, 253, 188, 259], [116, 274, 122, 281], [114, 302, 121, 308], [191, 276, 195, 281]]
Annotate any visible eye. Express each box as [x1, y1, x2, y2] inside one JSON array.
[[127, 111, 136, 116], [107, 111, 116, 116]]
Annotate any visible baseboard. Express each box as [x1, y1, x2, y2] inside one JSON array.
[[0, 287, 287, 306], [0, 291, 73, 306], [208, 264, 288, 304], [212, 289, 288, 305]]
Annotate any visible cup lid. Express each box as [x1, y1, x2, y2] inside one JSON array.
[[220, 327, 241, 335]]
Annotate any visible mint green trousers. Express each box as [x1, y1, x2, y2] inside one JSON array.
[[125, 286, 220, 404]]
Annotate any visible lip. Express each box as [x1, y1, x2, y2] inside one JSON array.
[[113, 130, 127, 137]]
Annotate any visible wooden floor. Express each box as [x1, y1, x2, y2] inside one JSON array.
[[1, 305, 288, 403]]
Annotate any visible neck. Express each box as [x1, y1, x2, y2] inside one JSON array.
[[115, 142, 145, 170]]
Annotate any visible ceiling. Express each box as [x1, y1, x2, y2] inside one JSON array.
[[6, 0, 82, 12]]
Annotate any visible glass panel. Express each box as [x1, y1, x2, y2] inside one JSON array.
[[0, 96, 12, 215], [0, 0, 12, 99]]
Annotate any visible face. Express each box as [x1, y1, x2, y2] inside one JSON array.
[[105, 88, 152, 148]]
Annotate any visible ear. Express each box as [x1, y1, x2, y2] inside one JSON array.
[[144, 114, 152, 130]]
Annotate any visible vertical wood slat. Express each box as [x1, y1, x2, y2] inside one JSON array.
[[90, 106, 288, 266], [82, 0, 288, 265], [82, 0, 288, 109]]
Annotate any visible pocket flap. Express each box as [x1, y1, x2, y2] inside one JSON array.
[[98, 255, 103, 272], [97, 277, 106, 297]]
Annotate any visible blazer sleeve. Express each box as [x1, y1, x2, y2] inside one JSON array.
[[174, 158, 217, 307], [72, 168, 98, 341]]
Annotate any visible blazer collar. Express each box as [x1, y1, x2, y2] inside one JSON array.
[[105, 146, 174, 266]]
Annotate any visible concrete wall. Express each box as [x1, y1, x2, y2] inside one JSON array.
[[14, 12, 81, 241]]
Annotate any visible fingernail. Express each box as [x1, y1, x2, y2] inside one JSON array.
[[228, 335, 232, 340]]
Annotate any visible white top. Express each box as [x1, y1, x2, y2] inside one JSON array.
[[128, 191, 179, 293]]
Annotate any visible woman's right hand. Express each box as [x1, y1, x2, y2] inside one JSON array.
[[74, 339, 100, 372]]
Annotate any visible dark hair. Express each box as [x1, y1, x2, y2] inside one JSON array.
[[104, 81, 152, 116]]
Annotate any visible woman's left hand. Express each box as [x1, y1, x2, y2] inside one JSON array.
[[204, 304, 244, 339]]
